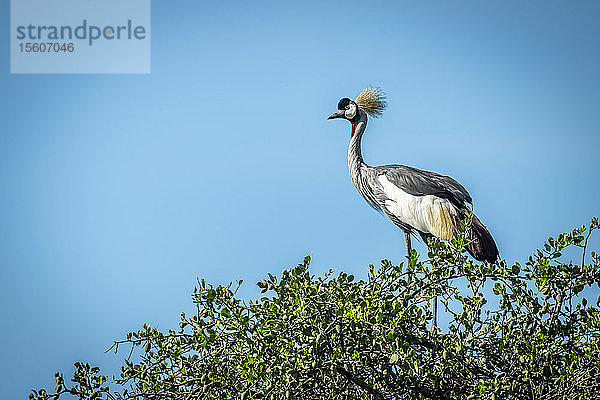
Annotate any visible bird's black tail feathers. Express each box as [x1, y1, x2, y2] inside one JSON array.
[[461, 211, 499, 263]]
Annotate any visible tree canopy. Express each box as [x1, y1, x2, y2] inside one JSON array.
[[31, 217, 600, 400]]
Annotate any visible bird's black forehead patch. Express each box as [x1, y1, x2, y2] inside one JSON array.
[[337, 97, 352, 110]]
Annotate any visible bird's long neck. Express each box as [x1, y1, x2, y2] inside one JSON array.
[[348, 115, 380, 210], [348, 118, 368, 181]]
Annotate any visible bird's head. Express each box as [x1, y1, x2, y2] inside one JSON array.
[[327, 86, 387, 138], [327, 97, 359, 122]]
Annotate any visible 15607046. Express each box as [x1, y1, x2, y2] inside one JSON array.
[[19, 42, 74, 53]]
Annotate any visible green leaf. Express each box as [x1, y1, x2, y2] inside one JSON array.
[[32, 219, 600, 400]]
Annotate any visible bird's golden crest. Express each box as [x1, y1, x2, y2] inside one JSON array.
[[355, 86, 387, 118]]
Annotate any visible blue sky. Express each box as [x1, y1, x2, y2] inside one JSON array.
[[1, 1, 599, 398]]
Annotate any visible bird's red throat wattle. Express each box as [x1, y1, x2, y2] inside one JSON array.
[[350, 123, 357, 138]]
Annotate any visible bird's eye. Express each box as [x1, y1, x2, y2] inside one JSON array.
[[345, 103, 357, 119]]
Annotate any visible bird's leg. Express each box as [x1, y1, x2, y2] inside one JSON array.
[[404, 231, 413, 284], [432, 294, 438, 332], [427, 243, 438, 332]]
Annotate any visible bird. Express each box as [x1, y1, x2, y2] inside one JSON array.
[[327, 87, 499, 263]]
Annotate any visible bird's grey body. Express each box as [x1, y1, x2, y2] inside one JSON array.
[[349, 113, 467, 235], [330, 92, 498, 263]]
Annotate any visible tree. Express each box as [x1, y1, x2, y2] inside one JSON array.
[[31, 217, 600, 400]]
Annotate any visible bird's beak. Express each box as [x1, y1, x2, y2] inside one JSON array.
[[327, 110, 345, 120]]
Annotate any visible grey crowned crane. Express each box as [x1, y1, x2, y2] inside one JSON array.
[[327, 87, 499, 263]]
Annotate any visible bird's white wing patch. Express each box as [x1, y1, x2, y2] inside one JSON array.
[[377, 175, 457, 240]]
